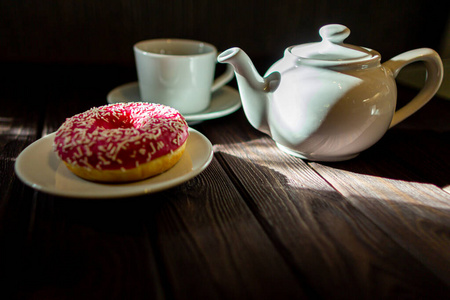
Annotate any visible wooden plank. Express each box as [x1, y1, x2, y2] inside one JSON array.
[[1, 75, 41, 198], [6, 67, 166, 299], [199, 110, 450, 299], [388, 93, 450, 192], [310, 160, 450, 284], [308, 133, 450, 287], [16, 75, 306, 299], [14, 194, 166, 299], [153, 158, 307, 299], [305, 95, 450, 284], [0, 67, 44, 298], [2, 1, 448, 65]]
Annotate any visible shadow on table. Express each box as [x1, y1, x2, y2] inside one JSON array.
[[319, 128, 450, 189]]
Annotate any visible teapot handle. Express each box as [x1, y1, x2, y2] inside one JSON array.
[[382, 48, 443, 128]]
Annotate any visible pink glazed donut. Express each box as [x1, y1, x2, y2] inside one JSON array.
[[53, 102, 189, 182]]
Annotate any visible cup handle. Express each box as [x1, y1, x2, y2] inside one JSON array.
[[382, 48, 443, 128], [211, 64, 235, 93]]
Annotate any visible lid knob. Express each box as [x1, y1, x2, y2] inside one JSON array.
[[319, 24, 350, 44]]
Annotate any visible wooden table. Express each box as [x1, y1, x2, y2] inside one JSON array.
[[1, 63, 449, 299]]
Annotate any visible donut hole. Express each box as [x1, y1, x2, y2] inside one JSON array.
[[94, 113, 136, 130], [92, 105, 173, 131]]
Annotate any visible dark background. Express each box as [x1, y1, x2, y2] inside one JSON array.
[[1, 0, 449, 69]]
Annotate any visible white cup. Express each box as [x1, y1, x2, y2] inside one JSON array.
[[134, 39, 234, 114]]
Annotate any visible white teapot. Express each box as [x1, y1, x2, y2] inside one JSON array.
[[218, 24, 443, 161]]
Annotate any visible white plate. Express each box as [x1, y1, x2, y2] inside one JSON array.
[[14, 128, 213, 199], [107, 82, 241, 123]]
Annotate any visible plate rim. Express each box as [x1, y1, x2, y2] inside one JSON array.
[[106, 82, 241, 121], [14, 128, 213, 199]]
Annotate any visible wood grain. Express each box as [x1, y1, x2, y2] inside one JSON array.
[[154, 158, 307, 299], [308, 133, 450, 286], [2, 63, 449, 299], [1, 0, 447, 65], [4, 68, 306, 298], [199, 111, 450, 299], [0, 76, 43, 298], [15, 195, 166, 299], [305, 95, 450, 284]]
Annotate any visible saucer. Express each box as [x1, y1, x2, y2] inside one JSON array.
[[107, 82, 241, 123], [14, 128, 213, 199]]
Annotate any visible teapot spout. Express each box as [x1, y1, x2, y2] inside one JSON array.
[[218, 48, 280, 135]]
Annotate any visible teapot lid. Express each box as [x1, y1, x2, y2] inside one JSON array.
[[290, 24, 378, 62]]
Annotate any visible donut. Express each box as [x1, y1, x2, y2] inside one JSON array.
[[53, 102, 189, 182]]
